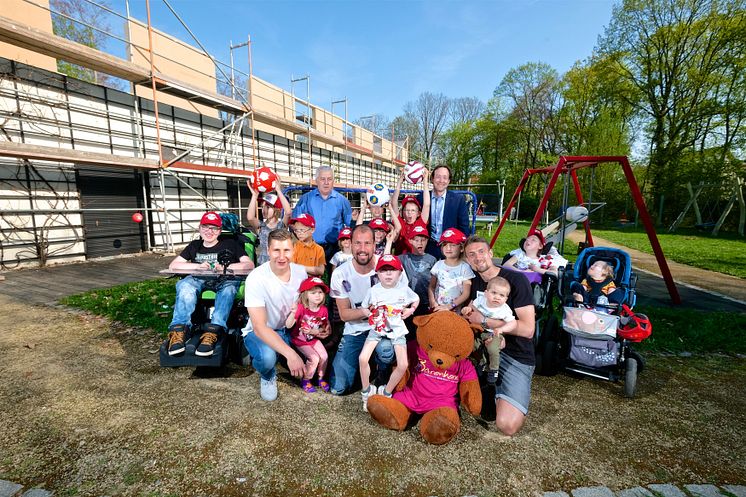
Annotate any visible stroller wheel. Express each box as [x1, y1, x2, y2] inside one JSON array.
[[624, 355, 639, 398], [540, 340, 560, 376]]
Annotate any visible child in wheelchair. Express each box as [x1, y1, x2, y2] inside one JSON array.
[[569, 260, 625, 312], [165, 211, 254, 358]]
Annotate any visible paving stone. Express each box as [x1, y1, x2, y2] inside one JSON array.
[[0, 480, 23, 497], [647, 485, 687, 497], [617, 487, 654, 497], [572, 487, 616, 497], [21, 490, 52, 497], [722, 485, 746, 497], [543, 492, 570, 497], [685, 484, 727, 497]]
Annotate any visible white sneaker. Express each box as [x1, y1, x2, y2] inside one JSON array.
[[260, 374, 278, 401], [361, 386, 375, 412], [377, 384, 392, 397]]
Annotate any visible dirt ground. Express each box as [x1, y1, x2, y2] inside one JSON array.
[[1, 295, 745, 497]]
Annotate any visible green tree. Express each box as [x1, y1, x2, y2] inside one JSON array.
[[599, 0, 746, 221]]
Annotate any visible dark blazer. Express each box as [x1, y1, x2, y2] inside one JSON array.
[[425, 190, 470, 257], [429, 191, 470, 237]]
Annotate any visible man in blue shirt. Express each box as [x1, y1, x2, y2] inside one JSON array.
[[427, 165, 470, 258], [292, 165, 352, 262]]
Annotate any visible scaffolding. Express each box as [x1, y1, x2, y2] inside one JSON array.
[[0, 0, 410, 266]]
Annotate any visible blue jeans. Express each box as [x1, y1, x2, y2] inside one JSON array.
[[169, 275, 240, 329], [243, 328, 291, 381], [330, 332, 394, 395]]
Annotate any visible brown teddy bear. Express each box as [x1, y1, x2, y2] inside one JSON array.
[[366, 311, 482, 445]]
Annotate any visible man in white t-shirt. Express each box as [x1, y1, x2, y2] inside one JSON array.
[[243, 228, 318, 401], [329, 224, 396, 395]]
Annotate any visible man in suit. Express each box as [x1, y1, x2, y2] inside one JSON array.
[[426, 165, 470, 258]]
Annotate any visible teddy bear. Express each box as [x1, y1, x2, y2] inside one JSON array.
[[366, 311, 482, 445]]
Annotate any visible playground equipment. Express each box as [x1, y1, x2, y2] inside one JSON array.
[[668, 179, 745, 236], [489, 156, 681, 304]]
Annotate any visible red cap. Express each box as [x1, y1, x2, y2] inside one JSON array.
[[369, 217, 390, 232], [200, 211, 222, 227], [298, 276, 329, 294], [290, 213, 316, 228], [408, 225, 429, 240], [439, 228, 466, 245], [338, 227, 352, 240], [401, 196, 422, 209], [525, 230, 545, 246], [375, 254, 403, 272], [261, 193, 282, 210]]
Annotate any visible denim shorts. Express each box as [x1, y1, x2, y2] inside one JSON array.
[[495, 353, 534, 415], [366, 333, 406, 347]]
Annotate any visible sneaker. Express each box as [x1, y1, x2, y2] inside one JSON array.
[[301, 379, 316, 393], [195, 332, 218, 357], [167, 325, 186, 356], [317, 379, 330, 392], [487, 369, 499, 385], [260, 374, 278, 401], [377, 384, 392, 397], [361, 386, 376, 412]]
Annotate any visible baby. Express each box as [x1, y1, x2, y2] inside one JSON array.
[[461, 276, 516, 385], [571, 260, 624, 310]]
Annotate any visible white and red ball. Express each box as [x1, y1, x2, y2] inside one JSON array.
[[404, 160, 425, 184], [249, 166, 278, 193], [131, 212, 143, 223], [366, 182, 390, 206]]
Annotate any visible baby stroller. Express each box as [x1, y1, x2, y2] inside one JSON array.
[[539, 247, 652, 398]]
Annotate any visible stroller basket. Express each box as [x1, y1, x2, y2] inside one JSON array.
[[569, 335, 619, 367], [562, 306, 619, 339]]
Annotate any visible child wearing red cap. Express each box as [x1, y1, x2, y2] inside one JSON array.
[[358, 254, 419, 411], [290, 213, 326, 277], [428, 228, 475, 312], [166, 211, 254, 358], [246, 173, 291, 265], [329, 226, 354, 271], [504, 229, 567, 276], [392, 166, 431, 254], [285, 276, 332, 393]]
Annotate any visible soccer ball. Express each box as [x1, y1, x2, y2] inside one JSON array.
[[404, 160, 425, 184], [366, 182, 390, 206], [250, 166, 278, 193]]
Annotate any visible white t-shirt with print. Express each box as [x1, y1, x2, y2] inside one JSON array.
[[472, 291, 515, 326], [430, 260, 475, 306], [362, 283, 419, 340], [330, 260, 409, 336], [243, 262, 307, 335]]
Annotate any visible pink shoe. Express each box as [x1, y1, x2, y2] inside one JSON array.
[[301, 379, 316, 393], [317, 379, 330, 392]]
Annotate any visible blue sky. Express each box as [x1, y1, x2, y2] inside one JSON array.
[[121, 0, 616, 122]]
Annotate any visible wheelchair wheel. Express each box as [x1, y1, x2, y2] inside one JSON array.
[[624, 355, 639, 398]]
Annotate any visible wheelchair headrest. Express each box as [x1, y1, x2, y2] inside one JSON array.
[[574, 247, 632, 285]]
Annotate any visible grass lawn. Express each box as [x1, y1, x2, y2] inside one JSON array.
[[591, 227, 746, 279], [61, 274, 746, 355]]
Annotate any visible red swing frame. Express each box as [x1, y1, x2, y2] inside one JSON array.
[[489, 156, 681, 304]]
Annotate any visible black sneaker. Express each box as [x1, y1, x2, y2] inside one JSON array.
[[167, 324, 186, 356], [195, 324, 222, 357], [487, 369, 499, 386]]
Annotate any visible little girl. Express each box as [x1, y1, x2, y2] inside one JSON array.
[[285, 277, 331, 393], [428, 228, 475, 312], [571, 260, 623, 309], [369, 213, 400, 257], [329, 227, 353, 271], [246, 174, 291, 265]]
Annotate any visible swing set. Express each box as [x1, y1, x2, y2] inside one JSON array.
[[489, 156, 681, 304], [668, 178, 745, 236]]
